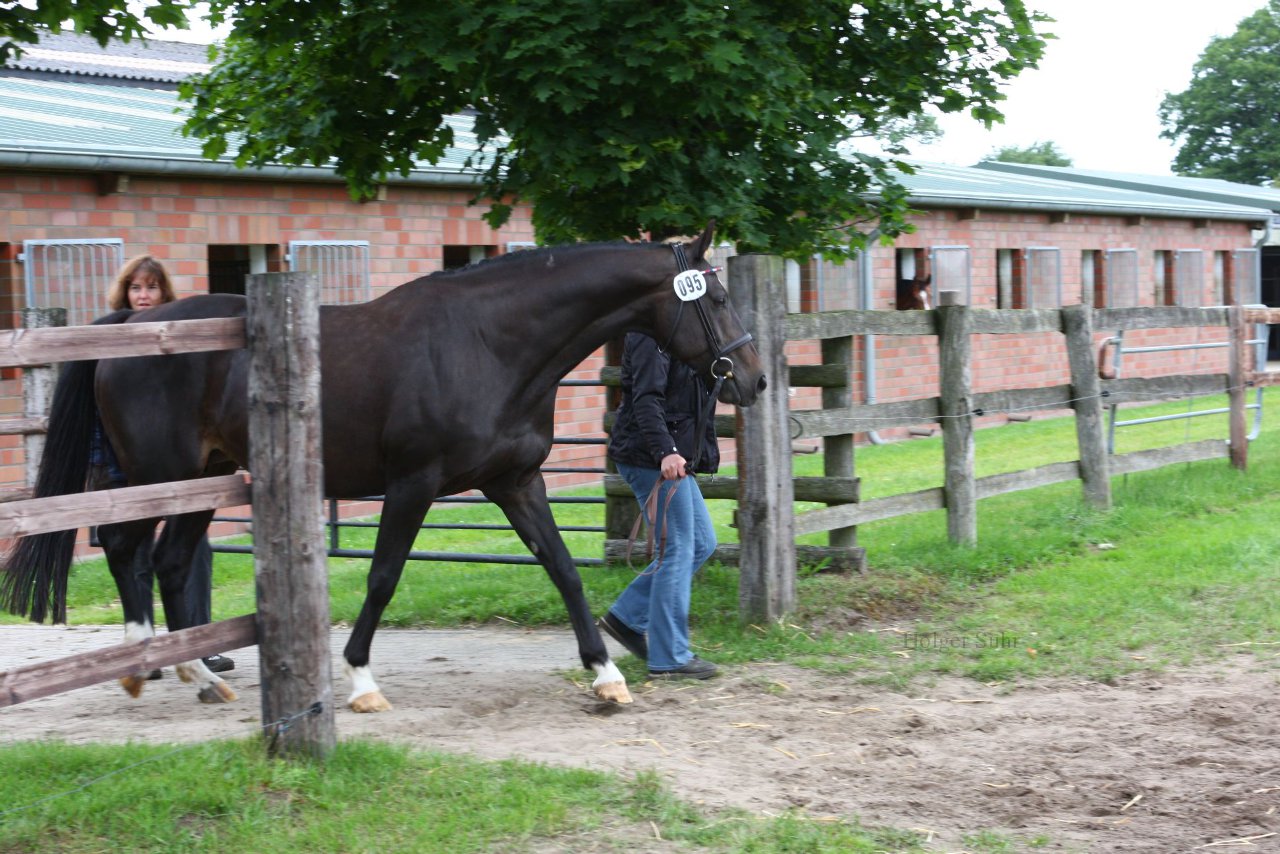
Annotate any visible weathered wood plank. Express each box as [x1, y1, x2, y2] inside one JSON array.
[[973, 385, 1075, 417], [967, 308, 1062, 334], [794, 488, 945, 534], [0, 614, 258, 708], [1093, 306, 1229, 331], [1244, 307, 1280, 324], [974, 461, 1081, 498], [786, 309, 934, 340], [604, 474, 857, 503], [0, 417, 48, 436], [1249, 370, 1280, 388], [730, 254, 796, 621], [1229, 305, 1248, 470], [937, 295, 976, 544], [247, 271, 334, 758], [0, 474, 250, 540], [1109, 439, 1228, 474], [789, 399, 941, 437], [821, 333, 858, 558], [21, 308, 64, 487], [0, 316, 246, 369], [1102, 374, 1230, 401], [1062, 304, 1111, 509]]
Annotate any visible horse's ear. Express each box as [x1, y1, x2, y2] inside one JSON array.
[[691, 220, 716, 262]]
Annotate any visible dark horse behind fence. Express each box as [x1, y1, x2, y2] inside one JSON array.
[[0, 224, 766, 711]]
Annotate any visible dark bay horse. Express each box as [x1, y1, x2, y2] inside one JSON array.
[[1, 224, 766, 710]]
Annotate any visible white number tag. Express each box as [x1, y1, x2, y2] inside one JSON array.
[[673, 270, 707, 302]]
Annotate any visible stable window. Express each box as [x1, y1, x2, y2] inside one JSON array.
[[1174, 249, 1204, 307], [1105, 249, 1139, 308], [442, 244, 496, 270], [929, 245, 971, 306], [813, 253, 861, 312], [287, 240, 371, 304], [1231, 248, 1260, 305], [20, 238, 124, 326], [1024, 247, 1062, 309], [1153, 250, 1173, 306]]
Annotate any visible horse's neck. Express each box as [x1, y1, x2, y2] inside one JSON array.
[[473, 247, 665, 389]]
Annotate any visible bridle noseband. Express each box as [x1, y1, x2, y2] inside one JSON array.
[[662, 243, 754, 383]]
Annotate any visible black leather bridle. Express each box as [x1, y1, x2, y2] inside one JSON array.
[[660, 242, 755, 473]]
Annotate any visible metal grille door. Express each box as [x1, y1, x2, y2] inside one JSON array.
[[1105, 249, 1139, 308], [21, 239, 123, 325], [815, 255, 861, 311], [1233, 248, 1260, 304], [1024, 247, 1062, 308], [1174, 249, 1204, 307], [287, 241, 372, 304], [929, 246, 971, 305]]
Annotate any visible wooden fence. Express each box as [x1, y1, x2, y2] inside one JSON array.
[[0, 273, 333, 757], [605, 258, 1279, 621]]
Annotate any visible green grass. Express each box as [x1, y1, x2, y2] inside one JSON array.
[[0, 739, 958, 853], [15, 391, 1280, 693], [4, 393, 1273, 851]]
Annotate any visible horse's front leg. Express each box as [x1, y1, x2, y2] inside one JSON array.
[[99, 517, 162, 698], [343, 481, 434, 713], [153, 510, 237, 704], [486, 476, 632, 704]]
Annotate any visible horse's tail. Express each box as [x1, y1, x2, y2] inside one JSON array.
[[0, 311, 131, 623]]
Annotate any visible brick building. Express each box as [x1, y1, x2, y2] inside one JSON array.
[[1, 32, 1274, 496]]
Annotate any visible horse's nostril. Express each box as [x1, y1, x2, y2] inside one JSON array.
[[757, 375, 768, 393]]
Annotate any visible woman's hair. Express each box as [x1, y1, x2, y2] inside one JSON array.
[[107, 255, 176, 311]]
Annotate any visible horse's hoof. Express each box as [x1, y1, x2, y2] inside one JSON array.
[[119, 675, 146, 698], [197, 681, 238, 704], [350, 691, 393, 713], [594, 680, 633, 705]]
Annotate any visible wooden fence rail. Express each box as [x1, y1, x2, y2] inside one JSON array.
[[0, 276, 333, 757]]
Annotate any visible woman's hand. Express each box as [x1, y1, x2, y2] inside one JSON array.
[[660, 452, 688, 480]]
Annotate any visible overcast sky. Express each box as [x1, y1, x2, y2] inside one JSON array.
[[158, 1, 1271, 177], [907, 0, 1271, 174]]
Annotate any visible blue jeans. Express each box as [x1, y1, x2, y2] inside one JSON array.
[[609, 462, 717, 671]]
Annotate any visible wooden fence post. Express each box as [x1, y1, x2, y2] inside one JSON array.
[[936, 292, 976, 545], [729, 254, 796, 621], [246, 272, 335, 759], [1062, 305, 1112, 507], [20, 307, 66, 489], [1228, 304, 1249, 470], [821, 334, 863, 569]]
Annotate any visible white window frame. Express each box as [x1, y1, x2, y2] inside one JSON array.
[[20, 238, 124, 326], [287, 240, 372, 304]]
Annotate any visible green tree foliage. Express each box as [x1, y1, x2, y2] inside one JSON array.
[[982, 140, 1072, 166], [0, 1, 195, 64], [1159, 1, 1280, 185], [181, 1, 1046, 258]]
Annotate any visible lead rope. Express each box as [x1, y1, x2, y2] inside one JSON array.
[[624, 371, 722, 575]]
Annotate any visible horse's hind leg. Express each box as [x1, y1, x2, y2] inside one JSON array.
[[343, 481, 435, 713], [98, 517, 163, 697], [154, 509, 236, 704], [486, 477, 632, 704]]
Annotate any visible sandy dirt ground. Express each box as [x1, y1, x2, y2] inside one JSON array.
[[2, 623, 1279, 852]]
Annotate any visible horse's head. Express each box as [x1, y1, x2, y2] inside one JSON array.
[[652, 223, 767, 407]]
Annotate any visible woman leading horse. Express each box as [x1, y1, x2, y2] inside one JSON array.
[[1, 224, 766, 711]]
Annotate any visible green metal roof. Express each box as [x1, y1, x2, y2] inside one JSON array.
[[893, 160, 1272, 224], [973, 161, 1280, 218], [0, 75, 487, 187]]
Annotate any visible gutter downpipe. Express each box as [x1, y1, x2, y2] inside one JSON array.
[[1247, 215, 1275, 440], [860, 229, 887, 444]]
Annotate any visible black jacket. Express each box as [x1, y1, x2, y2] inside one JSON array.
[[607, 332, 720, 474]]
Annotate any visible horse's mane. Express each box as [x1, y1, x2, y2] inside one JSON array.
[[428, 240, 652, 280]]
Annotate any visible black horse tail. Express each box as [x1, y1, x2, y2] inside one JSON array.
[[0, 310, 132, 623]]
